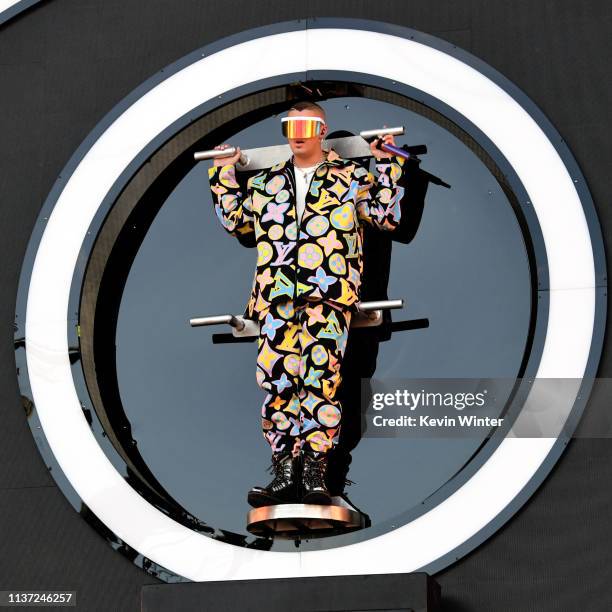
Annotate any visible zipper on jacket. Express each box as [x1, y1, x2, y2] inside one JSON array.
[[287, 165, 299, 303], [291, 159, 327, 305]]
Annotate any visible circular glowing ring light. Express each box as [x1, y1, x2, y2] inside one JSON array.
[[22, 20, 605, 580]]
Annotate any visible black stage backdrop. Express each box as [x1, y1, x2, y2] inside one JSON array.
[[1, 1, 611, 610]]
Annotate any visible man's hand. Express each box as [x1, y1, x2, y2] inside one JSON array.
[[213, 143, 242, 167], [369, 125, 396, 161]]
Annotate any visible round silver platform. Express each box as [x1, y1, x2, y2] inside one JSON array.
[[246, 501, 365, 538]]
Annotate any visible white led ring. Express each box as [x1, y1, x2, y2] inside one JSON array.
[[22, 24, 601, 580]]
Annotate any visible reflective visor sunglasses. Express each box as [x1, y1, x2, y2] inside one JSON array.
[[281, 116, 325, 138]]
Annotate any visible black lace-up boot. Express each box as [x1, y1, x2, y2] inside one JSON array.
[[247, 452, 298, 508], [301, 449, 332, 505]]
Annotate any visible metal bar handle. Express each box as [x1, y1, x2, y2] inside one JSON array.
[[357, 299, 404, 312], [193, 147, 249, 166], [190, 300, 403, 328], [194, 126, 405, 163], [359, 126, 404, 139], [190, 314, 245, 330]]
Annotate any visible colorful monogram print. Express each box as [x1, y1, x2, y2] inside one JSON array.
[[256, 299, 351, 454], [208, 148, 406, 319]]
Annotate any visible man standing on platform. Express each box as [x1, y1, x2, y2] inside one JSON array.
[[207, 100, 407, 507]]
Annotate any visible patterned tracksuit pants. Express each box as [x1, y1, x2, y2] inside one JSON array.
[[256, 299, 352, 455]]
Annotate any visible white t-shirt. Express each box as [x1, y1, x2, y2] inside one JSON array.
[[293, 162, 323, 225]]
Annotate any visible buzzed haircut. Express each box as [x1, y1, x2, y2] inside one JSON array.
[[289, 100, 326, 122]]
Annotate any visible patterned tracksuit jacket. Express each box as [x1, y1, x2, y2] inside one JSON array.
[[207, 147, 406, 319]]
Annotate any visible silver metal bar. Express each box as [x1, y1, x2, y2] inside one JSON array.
[[190, 300, 403, 337], [194, 127, 406, 171], [357, 299, 404, 312], [359, 126, 405, 139], [189, 314, 245, 331], [193, 147, 249, 166]]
